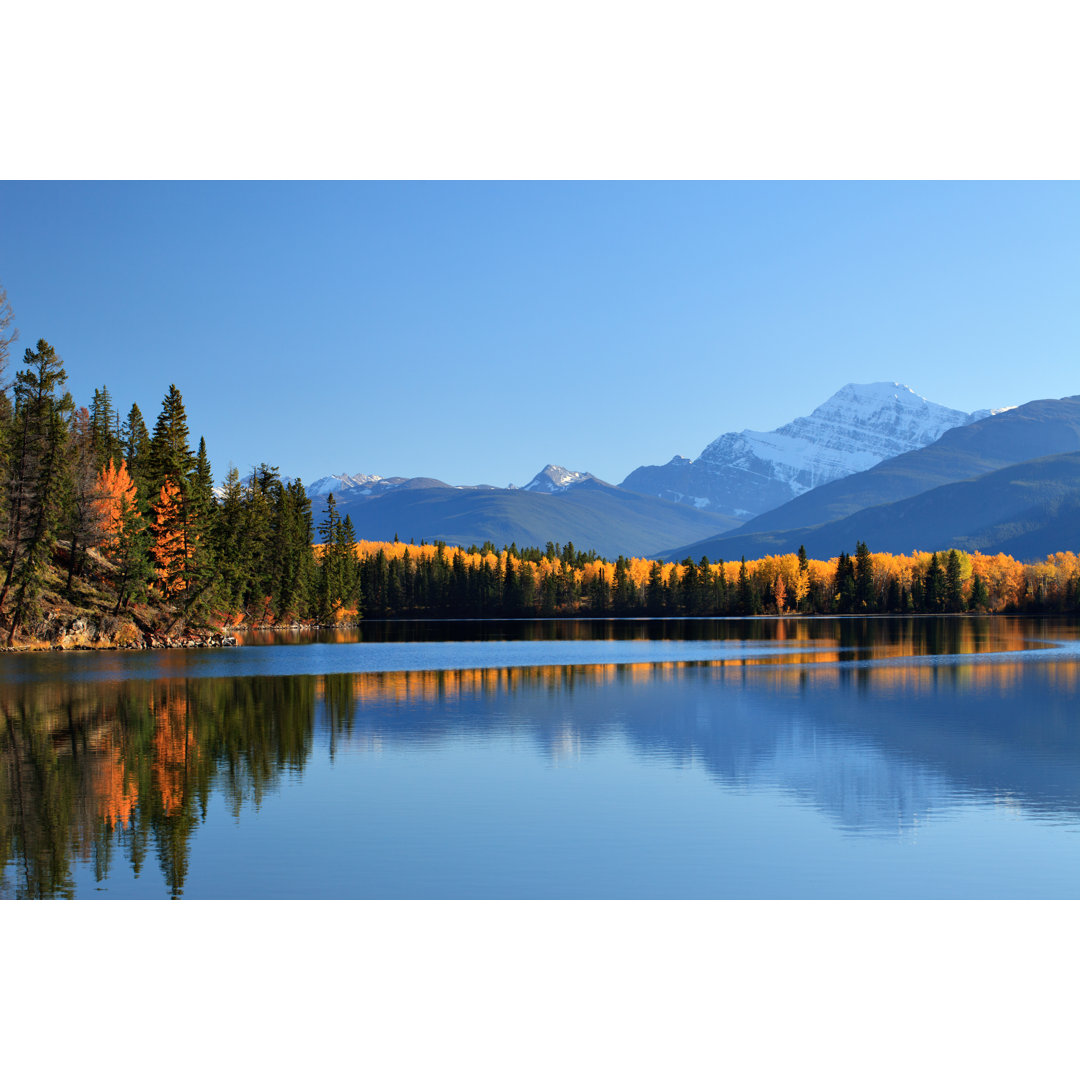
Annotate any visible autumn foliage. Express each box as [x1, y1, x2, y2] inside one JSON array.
[[152, 479, 187, 597], [93, 458, 139, 554], [313, 537, 1080, 618]]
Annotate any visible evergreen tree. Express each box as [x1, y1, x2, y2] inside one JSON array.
[[885, 577, 901, 612], [0, 340, 74, 640], [123, 402, 152, 494], [273, 478, 317, 619], [646, 561, 665, 615], [924, 553, 945, 613], [148, 384, 194, 490], [854, 541, 874, 612], [833, 552, 856, 613], [969, 572, 989, 612], [211, 466, 247, 613], [713, 561, 729, 614], [613, 555, 636, 612], [61, 407, 105, 594], [89, 385, 122, 467], [737, 557, 753, 616], [945, 549, 965, 612], [317, 494, 343, 620]]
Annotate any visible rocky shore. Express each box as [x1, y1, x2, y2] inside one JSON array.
[[2, 613, 238, 652]]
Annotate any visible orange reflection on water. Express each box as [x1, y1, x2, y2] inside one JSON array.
[[92, 737, 138, 829], [150, 685, 196, 817]]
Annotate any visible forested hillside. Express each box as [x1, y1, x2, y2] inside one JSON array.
[[0, 308, 331, 643]]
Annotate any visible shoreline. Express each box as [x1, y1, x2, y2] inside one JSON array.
[[1, 608, 1055, 653]]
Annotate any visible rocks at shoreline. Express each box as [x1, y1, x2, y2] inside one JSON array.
[[4, 613, 238, 652], [143, 631, 238, 650]]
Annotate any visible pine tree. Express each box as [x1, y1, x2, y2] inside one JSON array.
[[317, 494, 342, 620], [183, 436, 217, 602], [854, 541, 874, 612], [0, 340, 74, 640], [924, 552, 945, 613], [338, 513, 360, 612], [211, 466, 247, 613], [945, 549, 965, 612], [646, 561, 665, 615], [969, 572, 990, 612], [614, 556, 635, 612], [275, 477, 317, 619], [833, 552, 856, 613], [123, 402, 152, 494], [89, 385, 122, 467], [148, 384, 194, 490], [62, 407, 105, 594], [737, 557, 753, 616]]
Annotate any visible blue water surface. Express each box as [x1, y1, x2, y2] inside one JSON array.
[[3, 616, 1079, 899]]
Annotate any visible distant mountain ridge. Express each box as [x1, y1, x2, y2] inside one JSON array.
[[621, 382, 1004, 519], [325, 481, 742, 559], [659, 396, 1080, 563], [521, 464, 598, 493]]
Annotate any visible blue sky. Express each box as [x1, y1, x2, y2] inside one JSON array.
[[2, 181, 1078, 488]]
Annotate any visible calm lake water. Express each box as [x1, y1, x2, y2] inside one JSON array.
[[3, 616, 1080, 899]]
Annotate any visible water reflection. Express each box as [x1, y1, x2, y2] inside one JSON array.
[[241, 614, 1056, 654], [2, 617, 1080, 898]]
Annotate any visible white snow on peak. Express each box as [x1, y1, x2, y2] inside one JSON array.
[[522, 464, 594, 493], [306, 472, 384, 498], [696, 381, 999, 503]]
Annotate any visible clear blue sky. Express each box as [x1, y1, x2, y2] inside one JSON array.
[[2, 181, 1078, 488]]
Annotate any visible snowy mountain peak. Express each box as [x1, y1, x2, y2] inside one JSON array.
[[696, 381, 984, 490], [523, 464, 595, 493], [306, 472, 384, 498], [622, 381, 1003, 521]]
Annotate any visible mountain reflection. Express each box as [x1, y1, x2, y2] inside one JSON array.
[[2, 616, 1079, 898]]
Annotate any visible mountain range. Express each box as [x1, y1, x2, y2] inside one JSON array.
[[659, 395, 1080, 562], [293, 383, 1080, 561], [621, 382, 1002, 519]]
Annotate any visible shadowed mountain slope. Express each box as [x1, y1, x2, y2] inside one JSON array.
[[659, 451, 1080, 563], [662, 395, 1080, 556], [328, 479, 742, 558]]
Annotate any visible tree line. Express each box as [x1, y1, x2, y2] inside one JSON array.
[[335, 537, 1080, 619]]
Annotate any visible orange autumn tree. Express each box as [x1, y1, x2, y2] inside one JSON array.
[[93, 458, 139, 555], [152, 479, 187, 597]]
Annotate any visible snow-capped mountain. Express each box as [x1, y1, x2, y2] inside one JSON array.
[[306, 472, 394, 499], [621, 382, 1008, 520], [522, 464, 597, 493]]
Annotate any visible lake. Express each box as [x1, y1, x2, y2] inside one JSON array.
[[3, 615, 1080, 899]]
